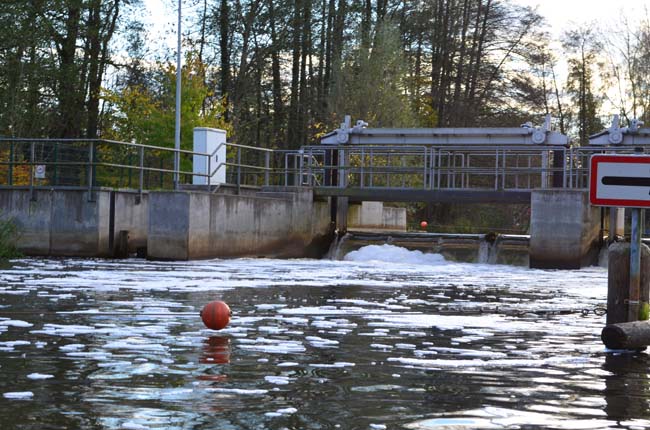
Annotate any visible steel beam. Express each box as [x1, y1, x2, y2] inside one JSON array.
[[313, 187, 531, 204]]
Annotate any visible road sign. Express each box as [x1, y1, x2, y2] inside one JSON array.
[[590, 154, 650, 207]]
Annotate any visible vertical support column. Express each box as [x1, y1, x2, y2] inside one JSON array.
[[337, 197, 349, 234], [236, 147, 241, 194], [337, 148, 349, 233], [87, 141, 95, 202], [541, 150, 549, 189], [29, 141, 35, 201], [138, 146, 144, 203], [8, 140, 14, 185], [552, 148, 565, 188], [53, 142, 59, 186]]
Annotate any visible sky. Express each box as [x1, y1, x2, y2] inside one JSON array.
[[143, 0, 649, 35], [516, 0, 646, 36]]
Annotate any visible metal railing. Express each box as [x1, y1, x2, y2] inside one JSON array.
[[0, 138, 321, 199], [0, 138, 211, 200], [294, 145, 569, 192], [2, 137, 649, 199]]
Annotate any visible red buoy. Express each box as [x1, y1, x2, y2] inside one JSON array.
[[201, 301, 231, 330], [420, 221, 428, 229]]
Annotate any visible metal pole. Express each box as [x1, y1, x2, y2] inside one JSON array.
[[630, 208, 642, 321], [236, 147, 241, 194], [173, 0, 182, 189], [307, 148, 312, 186], [296, 148, 305, 187], [8, 141, 14, 185], [29, 142, 35, 201], [264, 152, 270, 186], [138, 146, 144, 201], [208, 153, 212, 188], [87, 142, 94, 201], [360, 148, 365, 188], [284, 153, 289, 186], [53, 142, 58, 186]]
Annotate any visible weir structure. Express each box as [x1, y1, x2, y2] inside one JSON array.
[[0, 114, 648, 268]]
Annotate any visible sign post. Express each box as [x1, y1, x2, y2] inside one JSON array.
[[631, 208, 642, 321], [590, 154, 650, 323]]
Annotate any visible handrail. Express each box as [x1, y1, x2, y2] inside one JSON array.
[[2, 137, 645, 196]]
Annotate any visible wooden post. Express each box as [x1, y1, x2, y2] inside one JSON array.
[[606, 242, 650, 325]]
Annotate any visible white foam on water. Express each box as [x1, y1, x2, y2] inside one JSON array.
[[59, 343, 86, 352], [305, 336, 339, 348], [3, 391, 34, 399], [32, 324, 95, 337], [120, 422, 150, 430], [205, 388, 268, 395], [264, 375, 293, 385], [26, 373, 54, 380], [265, 407, 298, 417], [309, 362, 355, 368], [238, 338, 306, 354], [0, 320, 33, 328], [344, 244, 446, 265], [103, 340, 167, 351], [0, 340, 30, 347]]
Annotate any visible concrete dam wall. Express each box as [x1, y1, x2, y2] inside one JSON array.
[[0, 188, 333, 260], [0, 189, 147, 257], [0, 187, 604, 269], [147, 189, 332, 260]]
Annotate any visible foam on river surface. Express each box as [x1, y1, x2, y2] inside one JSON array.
[[0, 245, 635, 429]]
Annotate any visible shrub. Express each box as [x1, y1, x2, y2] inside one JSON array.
[[0, 215, 20, 260]]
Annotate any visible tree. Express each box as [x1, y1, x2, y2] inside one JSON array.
[[328, 20, 416, 127], [563, 25, 604, 145], [103, 52, 230, 149], [0, 0, 136, 138]]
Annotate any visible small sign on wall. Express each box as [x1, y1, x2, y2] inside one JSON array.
[[34, 165, 46, 179]]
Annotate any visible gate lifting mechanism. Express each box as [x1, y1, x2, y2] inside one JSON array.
[[320, 114, 570, 146], [316, 114, 570, 195]]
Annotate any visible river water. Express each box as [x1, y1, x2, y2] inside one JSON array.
[[0, 245, 648, 429]]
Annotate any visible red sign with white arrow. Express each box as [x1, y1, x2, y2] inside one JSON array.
[[590, 154, 650, 207]]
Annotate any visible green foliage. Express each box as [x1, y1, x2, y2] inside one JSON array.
[[103, 51, 231, 149], [328, 21, 416, 128], [0, 215, 20, 260]]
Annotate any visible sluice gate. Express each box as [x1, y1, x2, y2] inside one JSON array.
[[331, 231, 530, 266]]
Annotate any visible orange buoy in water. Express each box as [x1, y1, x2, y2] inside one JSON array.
[[420, 221, 428, 229], [201, 301, 231, 330]]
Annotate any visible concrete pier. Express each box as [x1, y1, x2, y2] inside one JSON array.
[[529, 189, 601, 269], [147, 189, 332, 260], [0, 188, 147, 257], [347, 202, 406, 232]]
